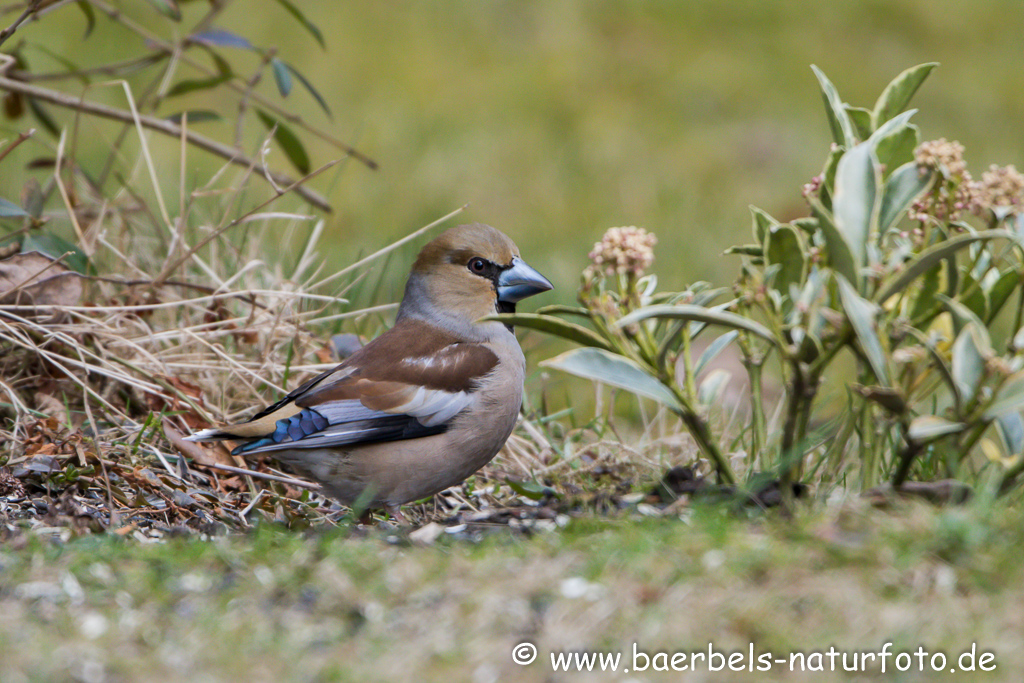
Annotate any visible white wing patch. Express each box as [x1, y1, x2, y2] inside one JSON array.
[[387, 386, 474, 427], [314, 388, 473, 429]]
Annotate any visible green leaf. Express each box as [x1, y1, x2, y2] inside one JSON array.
[[875, 124, 920, 177], [986, 270, 1020, 324], [207, 48, 234, 78], [193, 29, 253, 50], [879, 162, 932, 232], [697, 369, 732, 408], [844, 105, 873, 140], [22, 232, 88, 273], [749, 205, 778, 245], [765, 223, 807, 298], [819, 145, 844, 212], [951, 323, 987, 406], [959, 271, 988, 322], [165, 74, 232, 98], [482, 313, 615, 351], [26, 45, 89, 86], [506, 478, 550, 501], [997, 412, 1024, 455], [794, 325, 824, 363], [866, 109, 918, 144], [810, 200, 859, 287], [256, 109, 311, 175], [165, 110, 223, 125], [272, 0, 325, 49], [905, 326, 960, 402], [271, 57, 292, 97], [908, 261, 942, 322], [75, 0, 96, 39], [616, 304, 776, 344], [837, 275, 889, 384], [875, 230, 1016, 305], [27, 98, 60, 138], [723, 244, 763, 257], [143, 0, 181, 20], [541, 347, 683, 411], [832, 141, 880, 272], [907, 415, 965, 442], [285, 63, 333, 119], [693, 330, 739, 377], [0, 198, 28, 218], [810, 65, 855, 147], [535, 304, 592, 320], [872, 63, 939, 128], [985, 371, 1024, 421], [939, 294, 988, 341], [21, 179, 43, 219], [791, 216, 818, 235]]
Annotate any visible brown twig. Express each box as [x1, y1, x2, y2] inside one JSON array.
[[0, 127, 34, 164], [0, 0, 42, 50], [87, 0, 378, 170], [199, 461, 321, 491], [0, 75, 333, 211], [11, 54, 168, 82]]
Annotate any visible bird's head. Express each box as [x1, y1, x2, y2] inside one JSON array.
[[398, 223, 553, 335]]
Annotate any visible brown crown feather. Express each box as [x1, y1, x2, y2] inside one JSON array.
[[412, 223, 520, 272]]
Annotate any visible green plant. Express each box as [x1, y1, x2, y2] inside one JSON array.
[[0, 0, 375, 268], [500, 64, 1024, 501]]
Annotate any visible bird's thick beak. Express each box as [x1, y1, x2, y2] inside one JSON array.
[[497, 257, 553, 303]]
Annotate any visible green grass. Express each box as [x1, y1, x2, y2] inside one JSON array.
[[2, 501, 1023, 682]]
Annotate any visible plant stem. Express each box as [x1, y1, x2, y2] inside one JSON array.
[[997, 456, 1024, 496], [747, 356, 766, 463], [1013, 271, 1024, 345], [778, 357, 810, 510], [957, 422, 990, 469], [0, 0, 42, 50], [892, 438, 922, 487], [668, 385, 735, 486]]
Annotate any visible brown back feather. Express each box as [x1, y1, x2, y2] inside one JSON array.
[[295, 318, 499, 406]]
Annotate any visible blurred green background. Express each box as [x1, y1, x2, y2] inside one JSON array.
[[8, 0, 1024, 304]]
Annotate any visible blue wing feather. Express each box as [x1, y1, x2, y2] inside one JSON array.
[[232, 403, 447, 455]]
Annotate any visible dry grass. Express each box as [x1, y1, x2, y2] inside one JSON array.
[[0, 117, 709, 540]]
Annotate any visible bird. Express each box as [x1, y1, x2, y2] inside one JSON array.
[[186, 223, 552, 521]]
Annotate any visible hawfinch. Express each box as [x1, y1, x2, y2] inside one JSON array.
[[187, 223, 552, 518]]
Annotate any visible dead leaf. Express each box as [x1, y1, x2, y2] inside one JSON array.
[[34, 391, 69, 427], [0, 251, 82, 315], [409, 521, 444, 545], [163, 419, 234, 467]]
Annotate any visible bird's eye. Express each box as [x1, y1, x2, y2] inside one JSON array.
[[468, 257, 488, 274]]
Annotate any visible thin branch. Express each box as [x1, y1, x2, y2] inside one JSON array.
[[0, 75, 332, 211], [88, 0, 378, 170], [10, 54, 168, 82], [0, 126, 33, 164], [198, 461, 322, 491], [0, 0, 42, 50]]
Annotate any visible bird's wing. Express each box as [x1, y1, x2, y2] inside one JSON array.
[[186, 318, 499, 454]]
